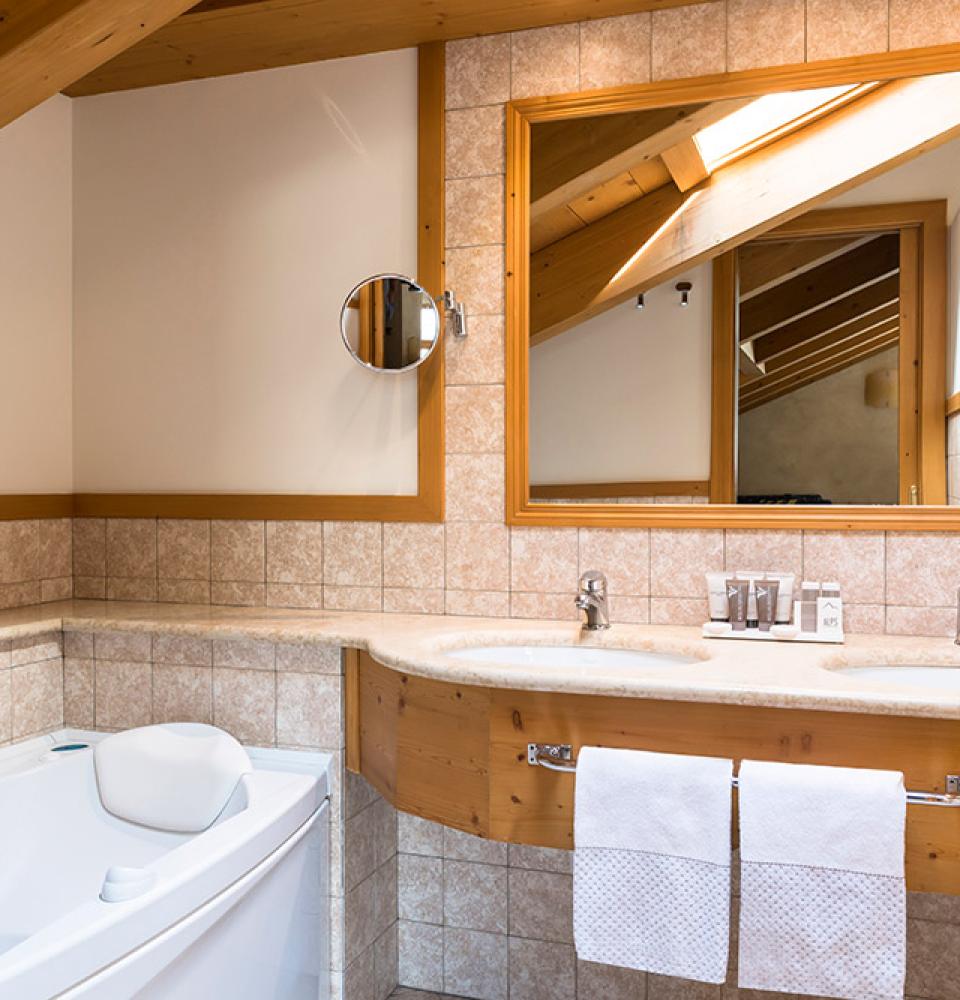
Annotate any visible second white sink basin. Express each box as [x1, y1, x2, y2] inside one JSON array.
[[833, 665, 960, 691], [445, 644, 696, 669]]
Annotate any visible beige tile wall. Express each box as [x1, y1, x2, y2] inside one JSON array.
[[0, 518, 72, 610]]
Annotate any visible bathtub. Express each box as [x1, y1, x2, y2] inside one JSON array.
[[0, 729, 330, 1000]]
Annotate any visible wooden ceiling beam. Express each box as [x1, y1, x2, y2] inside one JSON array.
[[764, 308, 900, 372], [65, 0, 708, 97], [751, 274, 900, 363], [740, 233, 900, 341], [738, 236, 864, 297], [661, 136, 710, 192], [0, 0, 196, 130], [530, 73, 960, 342]]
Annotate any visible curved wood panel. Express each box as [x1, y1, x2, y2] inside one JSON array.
[[352, 650, 960, 893]]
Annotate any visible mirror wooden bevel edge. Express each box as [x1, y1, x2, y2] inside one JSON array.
[[506, 44, 960, 531]]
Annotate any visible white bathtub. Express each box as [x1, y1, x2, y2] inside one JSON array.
[[0, 729, 330, 1000]]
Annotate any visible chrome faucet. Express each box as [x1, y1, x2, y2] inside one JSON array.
[[576, 570, 610, 631]]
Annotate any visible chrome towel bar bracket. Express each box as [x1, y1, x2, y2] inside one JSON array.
[[526, 743, 960, 807]]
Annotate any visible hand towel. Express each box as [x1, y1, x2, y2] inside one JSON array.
[[738, 760, 906, 999], [573, 747, 733, 983]]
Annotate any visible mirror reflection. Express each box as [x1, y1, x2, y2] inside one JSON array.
[[526, 73, 956, 507], [341, 274, 440, 372]]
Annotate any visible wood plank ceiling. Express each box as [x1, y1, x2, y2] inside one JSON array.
[[63, 0, 706, 97]]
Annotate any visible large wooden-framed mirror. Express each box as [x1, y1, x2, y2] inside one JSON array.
[[506, 53, 960, 530]]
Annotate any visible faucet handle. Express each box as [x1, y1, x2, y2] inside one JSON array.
[[579, 570, 607, 594]]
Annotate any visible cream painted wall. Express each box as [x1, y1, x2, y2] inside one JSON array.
[[529, 264, 712, 486], [72, 50, 420, 494], [0, 96, 73, 494]]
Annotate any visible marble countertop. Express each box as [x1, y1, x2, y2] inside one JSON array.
[[2, 600, 960, 719]]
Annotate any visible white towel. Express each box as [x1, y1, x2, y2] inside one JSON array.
[[573, 747, 733, 983], [738, 760, 906, 999]]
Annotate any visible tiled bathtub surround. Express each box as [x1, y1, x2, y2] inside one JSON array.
[[0, 631, 64, 744], [0, 519, 71, 610], [397, 815, 960, 1000]]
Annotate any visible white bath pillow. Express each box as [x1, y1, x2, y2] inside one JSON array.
[[95, 723, 252, 833]]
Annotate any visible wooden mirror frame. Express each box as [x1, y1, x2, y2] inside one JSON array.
[[506, 47, 960, 531]]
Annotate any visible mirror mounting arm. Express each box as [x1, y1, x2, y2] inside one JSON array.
[[439, 290, 468, 339]]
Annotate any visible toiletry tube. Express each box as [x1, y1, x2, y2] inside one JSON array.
[[726, 578, 749, 631], [738, 571, 763, 628], [756, 578, 779, 632], [817, 581, 843, 640], [767, 572, 795, 624], [705, 572, 730, 622]]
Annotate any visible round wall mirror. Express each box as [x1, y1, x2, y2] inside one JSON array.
[[340, 274, 441, 373]]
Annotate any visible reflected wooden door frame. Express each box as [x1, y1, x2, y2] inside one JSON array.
[[506, 46, 960, 530]]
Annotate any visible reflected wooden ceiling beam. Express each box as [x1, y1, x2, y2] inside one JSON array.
[[740, 331, 899, 411], [739, 236, 864, 297], [751, 275, 899, 363], [0, 0, 196, 130], [763, 306, 899, 372], [530, 73, 960, 342], [740, 233, 900, 341]]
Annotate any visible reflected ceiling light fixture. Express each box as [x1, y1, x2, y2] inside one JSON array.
[[675, 281, 692, 306], [636, 293, 645, 310]]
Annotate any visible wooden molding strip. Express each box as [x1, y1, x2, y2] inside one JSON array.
[[947, 391, 960, 417], [0, 495, 73, 521], [531, 480, 708, 499]]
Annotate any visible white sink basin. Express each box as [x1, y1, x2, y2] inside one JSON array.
[[445, 644, 696, 669], [834, 665, 960, 692]]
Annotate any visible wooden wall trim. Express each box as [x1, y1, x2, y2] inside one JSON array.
[[0, 496, 73, 521], [530, 480, 709, 499], [947, 391, 960, 417], [506, 55, 960, 531], [71, 43, 445, 523]]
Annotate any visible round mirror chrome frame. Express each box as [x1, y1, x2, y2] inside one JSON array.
[[339, 273, 442, 374]]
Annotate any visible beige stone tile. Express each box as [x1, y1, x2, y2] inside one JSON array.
[[579, 528, 650, 596], [383, 523, 444, 590], [275, 642, 340, 674], [374, 925, 398, 1000], [41, 577, 72, 602], [443, 927, 508, 1000], [650, 596, 710, 625], [106, 519, 157, 579], [399, 854, 443, 923], [509, 868, 573, 943], [266, 520, 323, 584], [323, 521, 382, 587], [211, 520, 264, 582], [510, 938, 576, 1000], [39, 518, 71, 579], [0, 581, 40, 610], [446, 245, 504, 316], [648, 973, 721, 998], [153, 633, 212, 666], [509, 843, 572, 873], [64, 631, 94, 658], [446, 453, 505, 523], [74, 518, 106, 577], [609, 594, 651, 624], [0, 669, 9, 743], [383, 587, 445, 615], [843, 604, 885, 634], [445, 825, 509, 864], [445, 589, 511, 617], [11, 660, 62, 739], [446, 176, 504, 248], [153, 664, 213, 724], [511, 527, 578, 593], [210, 581, 265, 606], [577, 958, 647, 999], [95, 660, 152, 730], [652, 2, 726, 81], [277, 672, 341, 748], [510, 591, 579, 621], [725, 529, 802, 579], [445, 314, 505, 387], [446, 384, 505, 454], [445, 522, 510, 591], [511, 24, 579, 99], [63, 657, 94, 729], [158, 519, 210, 581], [806, 0, 889, 60], [885, 605, 954, 637], [213, 667, 276, 744], [886, 532, 960, 606], [580, 13, 652, 90], [266, 582, 324, 609], [95, 629, 151, 662], [399, 811, 445, 855], [727, 0, 804, 71], [445, 859, 509, 933], [159, 579, 211, 604], [0, 520, 39, 583], [398, 920, 443, 993], [650, 528, 723, 596], [906, 916, 960, 999], [11, 632, 61, 667], [802, 530, 884, 604], [106, 577, 158, 602], [213, 637, 275, 670], [324, 586, 383, 612], [908, 891, 960, 925], [445, 34, 511, 110], [446, 105, 505, 179], [74, 576, 106, 600]]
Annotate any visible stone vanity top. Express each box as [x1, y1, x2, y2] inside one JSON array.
[[2, 600, 960, 719]]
